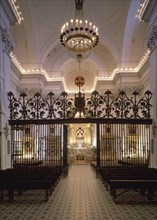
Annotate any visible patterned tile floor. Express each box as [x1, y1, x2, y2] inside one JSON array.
[[0, 165, 157, 220]]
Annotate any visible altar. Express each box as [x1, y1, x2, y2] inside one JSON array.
[[76, 155, 84, 160]]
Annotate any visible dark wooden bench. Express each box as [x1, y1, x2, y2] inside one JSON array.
[[110, 179, 157, 199], [98, 166, 131, 190], [98, 166, 157, 200], [13, 160, 43, 168], [1, 166, 63, 202], [7, 175, 54, 202], [118, 158, 149, 167]]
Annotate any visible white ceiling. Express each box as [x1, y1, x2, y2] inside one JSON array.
[[10, 0, 149, 92]]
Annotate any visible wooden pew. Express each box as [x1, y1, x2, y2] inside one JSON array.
[[99, 166, 156, 185], [98, 166, 157, 200], [110, 179, 157, 199], [3, 166, 63, 202], [7, 175, 54, 202], [98, 166, 130, 190]]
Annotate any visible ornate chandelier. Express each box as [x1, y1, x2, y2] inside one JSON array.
[[60, 0, 99, 62]]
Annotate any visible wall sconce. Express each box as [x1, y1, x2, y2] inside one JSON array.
[[4, 123, 9, 140]]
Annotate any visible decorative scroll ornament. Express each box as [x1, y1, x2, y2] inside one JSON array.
[[147, 25, 157, 51], [74, 76, 85, 111], [2, 29, 14, 53], [8, 90, 152, 120]]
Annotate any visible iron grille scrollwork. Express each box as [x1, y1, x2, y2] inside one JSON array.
[[8, 90, 152, 120]]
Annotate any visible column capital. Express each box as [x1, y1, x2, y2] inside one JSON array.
[[147, 25, 157, 52], [1, 29, 14, 54]]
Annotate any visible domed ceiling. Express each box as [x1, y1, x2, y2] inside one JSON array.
[[10, 0, 149, 93]]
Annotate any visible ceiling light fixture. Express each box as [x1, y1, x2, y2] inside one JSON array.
[[60, 0, 99, 62]]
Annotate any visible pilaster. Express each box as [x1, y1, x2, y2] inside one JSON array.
[[0, 28, 13, 169], [147, 24, 157, 168]]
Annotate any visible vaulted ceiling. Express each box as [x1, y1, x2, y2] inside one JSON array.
[[10, 0, 149, 93]]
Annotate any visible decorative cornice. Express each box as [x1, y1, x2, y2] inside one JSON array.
[[147, 25, 157, 52], [1, 0, 23, 25], [2, 29, 14, 54], [136, 0, 156, 22], [10, 49, 150, 94], [8, 0, 24, 24]]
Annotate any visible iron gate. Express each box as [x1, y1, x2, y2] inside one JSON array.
[[98, 123, 150, 166]]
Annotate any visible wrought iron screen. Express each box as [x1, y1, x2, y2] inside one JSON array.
[[8, 90, 153, 167]]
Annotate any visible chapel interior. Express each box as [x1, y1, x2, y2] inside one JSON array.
[[0, 0, 157, 219]]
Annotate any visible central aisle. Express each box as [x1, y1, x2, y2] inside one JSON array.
[[49, 165, 156, 220], [51, 164, 112, 219]]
